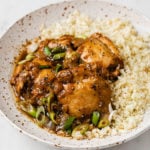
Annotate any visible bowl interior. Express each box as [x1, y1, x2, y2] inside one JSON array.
[[0, 0, 150, 149]]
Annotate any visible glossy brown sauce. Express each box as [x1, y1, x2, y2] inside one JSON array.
[[10, 33, 123, 137]]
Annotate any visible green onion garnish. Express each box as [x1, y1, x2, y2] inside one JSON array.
[[44, 46, 51, 56], [39, 65, 50, 69], [55, 64, 62, 72], [53, 52, 65, 60], [92, 111, 100, 126], [64, 116, 75, 130]]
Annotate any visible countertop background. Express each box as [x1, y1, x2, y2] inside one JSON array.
[[0, 0, 150, 150]]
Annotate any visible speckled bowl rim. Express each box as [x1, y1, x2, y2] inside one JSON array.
[[0, 0, 150, 149]]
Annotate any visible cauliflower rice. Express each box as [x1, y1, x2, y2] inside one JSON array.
[[40, 11, 150, 139]]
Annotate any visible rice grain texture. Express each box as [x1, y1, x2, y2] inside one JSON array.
[[41, 11, 150, 139]]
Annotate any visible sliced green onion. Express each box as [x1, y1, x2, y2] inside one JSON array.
[[47, 92, 54, 112], [35, 106, 47, 127], [18, 53, 35, 64], [92, 111, 100, 126], [50, 103, 57, 112], [49, 111, 57, 124], [39, 65, 50, 69], [40, 93, 54, 113], [44, 46, 51, 56], [37, 115, 47, 127], [72, 124, 89, 137], [64, 116, 75, 130], [53, 52, 65, 60], [18, 59, 28, 65], [27, 42, 38, 53], [25, 53, 35, 61], [28, 107, 37, 118], [55, 64, 62, 72], [98, 118, 110, 128], [20, 103, 37, 118], [51, 47, 65, 54], [41, 97, 47, 104], [36, 106, 45, 119]]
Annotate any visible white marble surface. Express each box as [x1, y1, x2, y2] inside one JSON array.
[[0, 0, 150, 149]]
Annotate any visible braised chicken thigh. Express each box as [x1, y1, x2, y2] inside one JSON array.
[[77, 33, 123, 80]]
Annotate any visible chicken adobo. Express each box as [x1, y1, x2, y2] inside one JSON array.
[[10, 33, 123, 137]]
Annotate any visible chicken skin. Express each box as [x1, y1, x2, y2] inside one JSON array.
[[77, 33, 123, 80], [57, 66, 111, 118]]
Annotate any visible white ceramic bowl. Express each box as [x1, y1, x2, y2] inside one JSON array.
[[0, 0, 150, 149]]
